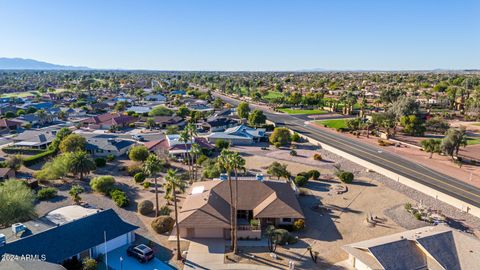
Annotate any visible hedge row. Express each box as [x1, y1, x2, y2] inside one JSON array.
[[2, 147, 47, 155], [23, 150, 56, 166]]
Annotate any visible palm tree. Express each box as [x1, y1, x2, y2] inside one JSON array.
[[69, 151, 96, 181], [216, 149, 236, 251], [229, 151, 245, 254], [165, 169, 186, 261], [143, 154, 163, 217], [186, 123, 198, 179], [35, 109, 48, 126], [179, 129, 192, 180], [190, 143, 201, 181]]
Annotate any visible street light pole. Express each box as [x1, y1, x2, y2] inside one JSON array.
[[120, 256, 123, 270]]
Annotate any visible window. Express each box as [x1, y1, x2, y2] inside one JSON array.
[[282, 218, 292, 223]]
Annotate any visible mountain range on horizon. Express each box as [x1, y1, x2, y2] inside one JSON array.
[[0, 57, 90, 70], [0, 57, 476, 72]]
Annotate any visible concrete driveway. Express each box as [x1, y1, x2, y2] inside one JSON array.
[[106, 245, 172, 270]]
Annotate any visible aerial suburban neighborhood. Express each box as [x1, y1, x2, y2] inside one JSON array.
[[1, 1, 479, 270]]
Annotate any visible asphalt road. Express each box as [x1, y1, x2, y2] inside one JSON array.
[[214, 92, 480, 209]]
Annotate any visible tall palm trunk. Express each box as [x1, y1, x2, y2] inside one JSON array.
[[173, 187, 182, 260], [233, 169, 239, 254], [183, 143, 192, 180], [227, 174, 235, 250], [155, 177, 159, 217]]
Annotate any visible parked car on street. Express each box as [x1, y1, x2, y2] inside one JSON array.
[[126, 244, 154, 263], [132, 134, 145, 141]]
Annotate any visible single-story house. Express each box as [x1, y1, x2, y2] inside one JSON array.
[[0, 168, 15, 181], [127, 106, 152, 114], [0, 119, 22, 132], [170, 90, 186, 96], [144, 94, 167, 102], [177, 178, 304, 239], [207, 124, 266, 145], [85, 135, 135, 157], [201, 117, 238, 132], [12, 129, 57, 149], [188, 103, 214, 112], [154, 134, 214, 157], [342, 225, 480, 270], [0, 208, 138, 266], [150, 116, 185, 128], [81, 113, 136, 130]]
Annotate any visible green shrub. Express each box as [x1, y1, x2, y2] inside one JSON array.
[[2, 147, 46, 155], [22, 150, 56, 166], [37, 187, 58, 200], [110, 189, 129, 207], [414, 212, 422, 221], [138, 200, 154, 215], [196, 154, 208, 165], [106, 154, 115, 162], [159, 205, 171, 215], [404, 202, 412, 211], [289, 150, 297, 156], [337, 171, 354, 184], [151, 216, 174, 234], [82, 258, 97, 270], [94, 157, 107, 167], [127, 164, 142, 176], [143, 181, 151, 188], [215, 139, 230, 150], [293, 219, 305, 231], [134, 172, 146, 183], [313, 153, 322, 161], [291, 132, 300, 142], [294, 174, 308, 186], [273, 229, 297, 245], [308, 170, 320, 180], [90, 176, 116, 194]]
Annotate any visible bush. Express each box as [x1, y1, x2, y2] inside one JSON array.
[[138, 200, 154, 215], [110, 189, 129, 207], [151, 216, 175, 234], [291, 133, 301, 142], [128, 145, 150, 162], [2, 147, 46, 155], [134, 172, 146, 183], [196, 154, 208, 165], [22, 150, 56, 166], [143, 181, 151, 188], [294, 174, 308, 186], [313, 153, 322, 161], [308, 170, 320, 180], [90, 176, 116, 195], [127, 164, 142, 176], [94, 157, 107, 167], [215, 139, 230, 150], [37, 187, 58, 200], [293, 219, 305, 231], [289, 150, 297, 156], [159, 205, 172, 215], [404, 202, 412, 211], [273, 229, 297, 245], [82, 258, 97, 270], [106, 154, 115, 162], [414, 211, 422, 221], [337, 171, 354, 184]]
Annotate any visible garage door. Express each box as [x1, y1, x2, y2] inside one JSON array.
[[194, 228, 223, 238], [105, 234, 129, 253]]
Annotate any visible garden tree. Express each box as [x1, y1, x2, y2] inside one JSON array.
[[0, 180, 36, 227], [190, 143, 201, 181], [371, 112, 396, 137], [179, 128, 193, 180], [248, 109, 267, 128], [145, 117, 156, 129], [265, 225, 281, 252], [339, 90, 357, 115], [166, 125, 179, 135], [215, 139, 230, 150], [466, 87, 480, 118], [59, 134, 86, 153], [287, 92, 302, 106], [346, 118, 362, 132], [400, 115, 426, 136], [26, 106, 37, 114], [425, 117, 450, 134], [128, 145, 150, 162], [4, 111, 15, 118], [90, 176, 115, 194], [114, 101, 128, 112], [186, 122, 198, 179], [16, 109, 26, 116], [176, 105, 190, 118], [6, 155, 23, 171], [165, 169, 186, 260], [237, 102, 251, 119], [421, 139, 442, 159], [34, 153, 72, 181], [380, 88, 405, 105], [143, 154, 163, 217], [229, 151, 245, 254], [213, 97, 224, 109], [216, 149, 236, 252], [201, 158, 222, 179], [269, 127, 292, 146], [69, 184, 84, 204], [149, 105, 173, 116], [35, 109, 50, 126], [387, 96, 420, 120], [441, 127, 467, 160], [69, 151, 96, 180], [267, 162, 291, 180]]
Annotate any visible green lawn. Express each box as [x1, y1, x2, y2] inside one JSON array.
[[316, 119, 351, 129], [263, 91, 284, 101], [467, 137, 480, 145], [0, 88, 70, 98], [279, 108, 328, 115]]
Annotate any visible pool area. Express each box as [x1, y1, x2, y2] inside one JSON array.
[[104, 245, 173, 270]]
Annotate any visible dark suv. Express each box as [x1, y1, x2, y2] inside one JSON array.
[[127, 244, 154, 263]]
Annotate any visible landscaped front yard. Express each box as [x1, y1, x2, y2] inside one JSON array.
[[315, 118, 351, 129], [467, 136, 480, 145], [279, 108, 328, 115]]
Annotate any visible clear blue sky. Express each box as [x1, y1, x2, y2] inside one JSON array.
[[1, 0, 479, 71]]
